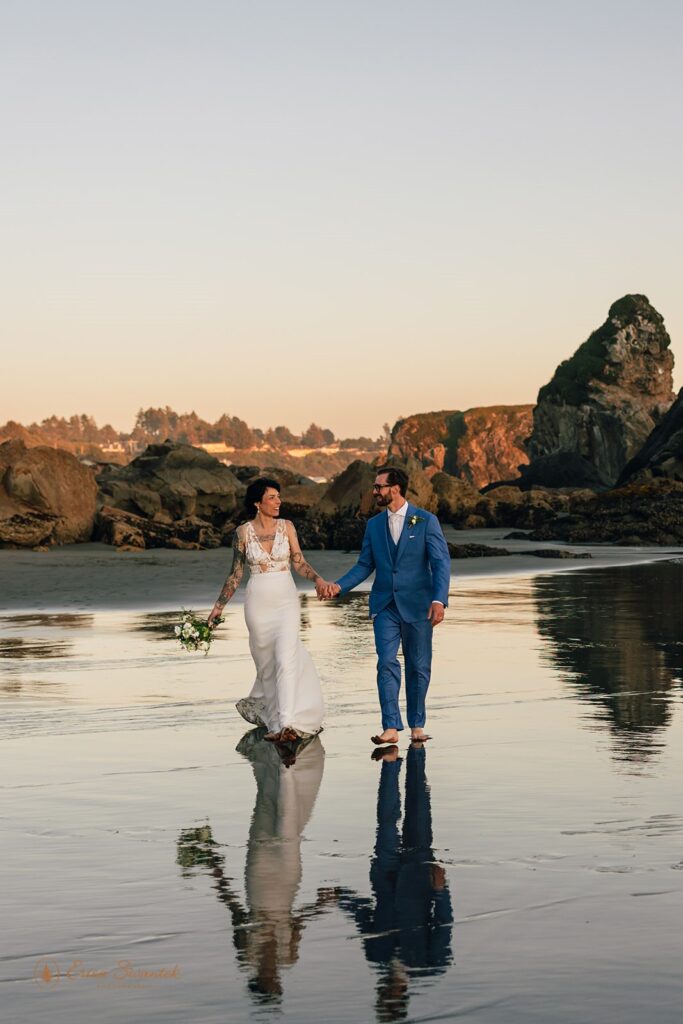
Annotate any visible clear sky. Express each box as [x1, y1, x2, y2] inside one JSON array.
[[1, 0, 682, 437]]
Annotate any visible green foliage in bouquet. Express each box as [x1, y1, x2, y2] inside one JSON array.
[[174, 610, 222, 654]]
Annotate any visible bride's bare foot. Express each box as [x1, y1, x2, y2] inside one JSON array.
[[371, 729, 400, 746], [410, 728, 432, 742]]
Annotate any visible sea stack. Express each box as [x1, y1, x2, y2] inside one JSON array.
[[526, 295, 674, 486]]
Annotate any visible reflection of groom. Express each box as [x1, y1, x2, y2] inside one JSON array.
[[337, 744, 453, 1021], [323, 466, 451, 744]]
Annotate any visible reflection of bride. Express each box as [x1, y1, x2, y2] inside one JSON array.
[[177, 729, 329, 1004]]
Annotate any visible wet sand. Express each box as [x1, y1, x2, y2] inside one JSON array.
[[2, 547, 683, 1022], [1, 530, 681, 612]]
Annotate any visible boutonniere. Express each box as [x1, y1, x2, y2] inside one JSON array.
[[408, 514, 424, 529]]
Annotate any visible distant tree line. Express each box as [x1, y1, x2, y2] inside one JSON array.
[[5, 408, 389, 451], [28, 414, 120, 445], [131, 407, 387, 449]]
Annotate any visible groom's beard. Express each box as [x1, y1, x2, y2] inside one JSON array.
[[375, 495, 391, 508]]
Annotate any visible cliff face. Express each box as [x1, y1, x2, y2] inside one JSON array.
[[387, 405, 533, 489], [527, 295, 674, 485], [618, 387, 683, 484]]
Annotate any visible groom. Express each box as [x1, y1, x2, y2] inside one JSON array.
[[321, 466, 451, 744]]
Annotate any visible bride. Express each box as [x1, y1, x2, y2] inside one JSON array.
[[207, 478, 331, 742]]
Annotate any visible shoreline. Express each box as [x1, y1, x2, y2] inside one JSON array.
[[1, 530, 682, 614]]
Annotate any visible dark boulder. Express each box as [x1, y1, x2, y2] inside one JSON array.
[[618, 387, 683, 484], [97, 441, 244, 529], [516, 452, 611, 490], [0, 439, 98, 547], [528, 479, 683, 545]]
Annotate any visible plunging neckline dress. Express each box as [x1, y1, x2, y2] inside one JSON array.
[[235, 518, 325, 737]]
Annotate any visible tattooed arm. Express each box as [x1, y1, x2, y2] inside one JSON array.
[[286, 520, 322, 582], [208, 527, 246, 626], [285, 520, 335, 598]]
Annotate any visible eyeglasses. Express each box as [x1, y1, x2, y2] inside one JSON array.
[[372, 484, 393, 491]]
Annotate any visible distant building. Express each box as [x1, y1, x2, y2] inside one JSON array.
[[200, 443, 236, 454], [101, 440, 140, 453]]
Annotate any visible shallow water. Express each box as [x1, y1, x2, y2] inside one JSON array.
[[2, 562, 683, 1023]]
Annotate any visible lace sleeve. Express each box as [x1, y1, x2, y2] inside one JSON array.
[[215, 527, 247, 607]]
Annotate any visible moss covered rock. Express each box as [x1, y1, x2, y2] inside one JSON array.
[[528, 295, 674, 486]]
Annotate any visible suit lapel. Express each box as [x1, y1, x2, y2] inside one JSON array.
[[394, 503, 414, 565]]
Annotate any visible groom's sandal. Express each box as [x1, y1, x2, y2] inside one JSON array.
[[371, 732, 400, 745]]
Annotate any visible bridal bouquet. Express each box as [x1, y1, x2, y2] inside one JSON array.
[[174, 610, 222, 654]]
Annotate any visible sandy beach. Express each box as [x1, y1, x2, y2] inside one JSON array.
[[2, 541, 683, 1022]]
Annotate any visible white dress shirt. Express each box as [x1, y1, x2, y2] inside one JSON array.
[[387, 501, 408, 544]]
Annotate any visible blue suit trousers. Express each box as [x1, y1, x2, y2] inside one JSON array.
[[373, 600, 433, 731]]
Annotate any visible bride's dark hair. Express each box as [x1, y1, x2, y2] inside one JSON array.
[[244, 477, 281, 519]]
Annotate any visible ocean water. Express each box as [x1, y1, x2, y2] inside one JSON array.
[[1, 559, 682, 1023]]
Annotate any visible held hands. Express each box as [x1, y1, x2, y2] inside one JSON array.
[[315, 578, 341, 601], [427, 602, 445, 626]]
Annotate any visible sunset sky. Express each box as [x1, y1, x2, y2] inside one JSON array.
[[2, 0, 682, 437]]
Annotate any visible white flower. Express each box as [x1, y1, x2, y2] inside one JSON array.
[[174, 625, 181, 635]]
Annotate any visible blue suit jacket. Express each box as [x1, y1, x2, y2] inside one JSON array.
[[335, 504, 451, 622]]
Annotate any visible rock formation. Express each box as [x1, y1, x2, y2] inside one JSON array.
[[618, 387, 683, 484], [93, 442, 245, 549], [317, 459, 378, 515], [0, 440, 98, 547], [388, 405, 533, 489], [95, 506, 227, 550], [526, 295, 674, 486], [430, 472, 482, 522], [516, 452, 611, 490], [97, 441, 244, 524], [529, 479, 683, 545]]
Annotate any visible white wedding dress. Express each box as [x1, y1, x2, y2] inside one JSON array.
[[235, 518, 325, 737]]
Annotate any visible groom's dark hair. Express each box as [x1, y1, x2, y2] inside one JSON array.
[[376, 465, 409, 496]]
